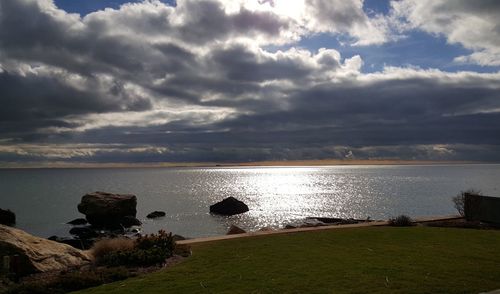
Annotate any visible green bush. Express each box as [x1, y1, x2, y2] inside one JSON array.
[[389, 215, 413, 227], [97, 230, 175, 267], [136, 230, 175, 252]]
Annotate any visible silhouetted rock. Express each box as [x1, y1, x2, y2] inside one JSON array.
[[67, 218, 88, 225], [284, 224, 296, 229], [172, 234, 186, 241], [0, 225, 91, 276], [121, 216, 142, 227], [48, 236, 94, 250], [69, 226, 99, 239], [227, 225, 246, 235], [210, 197, 249, 216], [258, 227, 274, 232], [77, 191, 137, 228], [0, 208, 16, 226], [306, 217, 344, 224], [146, 211, 166, 219]]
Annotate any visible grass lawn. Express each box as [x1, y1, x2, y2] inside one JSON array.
[[76, 227, 500, 294]]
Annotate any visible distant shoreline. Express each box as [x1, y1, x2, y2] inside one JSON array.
[[0, 159, 490, 169]]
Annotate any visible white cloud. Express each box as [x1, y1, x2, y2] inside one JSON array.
[[390, 0, 500, 66]]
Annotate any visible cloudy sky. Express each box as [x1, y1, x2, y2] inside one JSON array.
[[1, 0, 500, 164]]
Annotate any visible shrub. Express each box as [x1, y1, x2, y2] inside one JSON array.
[[97, 230, 175, 267], [6, 267, 132, 294], [99, 247, 170, 267], [91, 238, 135, 262], [389, 215, 413, 227], [136, 230, 175, 253], [452, 189, 481, 216]]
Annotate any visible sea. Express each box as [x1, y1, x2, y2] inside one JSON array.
[[1, 164, 499, 238]]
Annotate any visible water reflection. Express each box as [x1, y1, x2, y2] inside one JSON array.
[[1, 165, 499, 238]]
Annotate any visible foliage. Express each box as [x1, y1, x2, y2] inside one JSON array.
[[135, 230, 175, 253], [452, 189, 481, 216], [91, 238, 135, 262], [98, 247, 170, 267], [388, 214, 413, 226], [96, 230, 175, 267], [6, 267, 132, 294]]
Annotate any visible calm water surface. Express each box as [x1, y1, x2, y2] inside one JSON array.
[[0, 164, 499, 238]]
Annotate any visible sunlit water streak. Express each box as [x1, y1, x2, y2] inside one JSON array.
[[0, 164, 499, 238]]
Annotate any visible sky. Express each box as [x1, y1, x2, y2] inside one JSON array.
[[1, 0, 500, 164]]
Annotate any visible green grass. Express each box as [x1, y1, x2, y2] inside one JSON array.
[[76, 227, 500, 294]]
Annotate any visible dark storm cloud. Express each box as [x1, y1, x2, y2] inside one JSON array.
[[1, 0, 500, 163], [210, 44, 313, 82]]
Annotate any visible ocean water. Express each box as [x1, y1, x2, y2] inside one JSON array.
[[0, 164, 499, 238]]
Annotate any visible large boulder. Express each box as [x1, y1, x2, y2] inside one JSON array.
[[0, 208, 16, 226], [0, 225, 91, 276], [77, 191, 138, 228], [210, 197, 249, 216]]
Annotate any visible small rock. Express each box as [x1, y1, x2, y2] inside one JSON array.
[[69, 226, 99, 239], [146, 211, 166, 219], [0, 208, 16, 226], [48, 235, 94, 250], [258, 227, 274, 232], [210, 197, 249, 216], [67, 218, 88, 225], [172, 234, 186, 241], [121, 216, 142, 227], [227, 225, 246, 235], [284, 224, 297, 229]]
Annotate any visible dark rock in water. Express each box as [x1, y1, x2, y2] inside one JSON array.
[[210, 197, 249, 216], [306, 217, 344, 224], [121, 216, 142, 227], [226, 225, 246, 235], [147, 211, 166, 219], [300, 219, 326, 228], [306, 217, 361, 225], [48, 235, 94, 250], [258, 227, 273, 232], [67, 218, 88, 225], [69, 226, 99, 239], [77, 191, 138, 228], [284, 224, 297, 229], [0, 208, 16, 226], [172, 234, 186, 241]]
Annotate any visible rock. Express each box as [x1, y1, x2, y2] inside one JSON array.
[[69, 226, 99, 239], [172, 234, 186, 241], [77, 191, 138, 228], [121, 216, 142, 227], [67, 218, 88, 225], [209, 197, 249, 216], [147, 211, 166, 219], [48, 236, 94, 250], [306, 217, 344, 224], [0, 208, 16, 226], [284, 224, 297, 229], [0, 225, 91, 276], [226, 225, 246, 235], [258, 227, 274, 232]]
